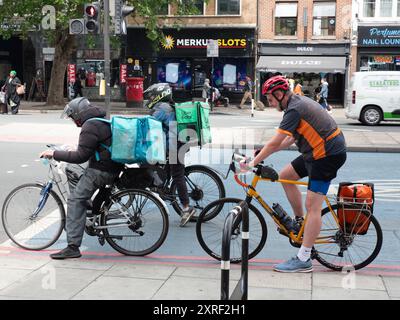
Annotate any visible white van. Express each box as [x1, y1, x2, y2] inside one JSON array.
[[345, 71, 400, 125]]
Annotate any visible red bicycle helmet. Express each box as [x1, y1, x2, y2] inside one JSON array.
[[262, 76, 290, 96]]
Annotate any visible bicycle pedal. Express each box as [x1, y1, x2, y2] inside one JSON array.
[[98, 236, 105, 246]]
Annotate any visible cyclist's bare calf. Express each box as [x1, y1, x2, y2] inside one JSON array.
[[279, 164, 304, 218]]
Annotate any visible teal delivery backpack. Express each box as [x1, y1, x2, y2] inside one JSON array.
[[89, 116, 166, 164]]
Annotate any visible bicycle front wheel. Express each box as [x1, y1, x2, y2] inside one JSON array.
[[196, 198, 267, 263], [171, 165, 226, 221], [313, 205, 383, 271], [1, 183, 65, 250], [101, 188, 169, 256]]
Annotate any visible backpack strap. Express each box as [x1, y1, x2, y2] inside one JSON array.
[[86, 118, 112, 161]]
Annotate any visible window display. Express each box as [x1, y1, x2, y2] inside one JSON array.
[[76, 60, 104, 87], [157, 59, 191, 90], [360, 55, 400, 71]]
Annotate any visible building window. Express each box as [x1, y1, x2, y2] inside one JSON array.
[[313, 2, 336, 36], [217, 0, 240, 15], [398, 0, 400, 16], [363, 0, 376, 17], [380, 0, 393, 16], [182, 0, 204, 15], [275, 3, 298, 36]]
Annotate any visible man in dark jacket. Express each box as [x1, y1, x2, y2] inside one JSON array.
[[40, 97, 123, 259], [4, 70, 22, 114]]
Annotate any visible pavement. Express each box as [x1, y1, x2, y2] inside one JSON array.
[[0, 100, 399, 302], [18, 100, 400, 153]]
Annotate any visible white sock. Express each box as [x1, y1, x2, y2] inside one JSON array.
[[297, 245, 312, 262]]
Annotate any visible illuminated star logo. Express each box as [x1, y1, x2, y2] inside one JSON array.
[[162, 35, 175, 50]]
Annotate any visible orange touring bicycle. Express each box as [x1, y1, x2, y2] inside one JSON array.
[[196, 153, 383, 271]]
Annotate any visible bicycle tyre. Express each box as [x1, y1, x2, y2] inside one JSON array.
[[171, 165, 226, 221], [313, 205, 383, 271], [101, 188, 169, 256], [196, 197, 267, 263], [1, 183, 65, 250]]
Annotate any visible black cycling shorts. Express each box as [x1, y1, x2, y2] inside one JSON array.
[[291, 153, 347, 182]]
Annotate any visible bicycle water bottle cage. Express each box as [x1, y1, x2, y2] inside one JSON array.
[[260, 166, 279, 181]]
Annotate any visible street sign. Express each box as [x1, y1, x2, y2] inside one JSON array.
[[69, 19, 85, 35], [68, 64, 76, 83], [207, 39, 219, 57], [120, 64, 127, 84]]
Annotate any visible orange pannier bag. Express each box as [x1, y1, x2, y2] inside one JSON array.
[[336, 182, 374, 235]]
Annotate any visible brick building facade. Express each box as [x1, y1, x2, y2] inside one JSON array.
[[256, 0, 352, 105]]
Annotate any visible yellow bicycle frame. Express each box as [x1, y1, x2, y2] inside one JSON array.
[[239, 174, 340, 246]]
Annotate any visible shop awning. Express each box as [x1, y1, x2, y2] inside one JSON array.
[[256, 56, 346, 73]]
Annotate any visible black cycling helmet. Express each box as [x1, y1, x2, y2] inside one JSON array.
[[143, 83, 172, 109], [61, 97, 91, 127]]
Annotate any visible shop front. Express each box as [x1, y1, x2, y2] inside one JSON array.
[[257, 43, 350, 105], [126, 27, 255, 102], [357, 26, 400, 72]]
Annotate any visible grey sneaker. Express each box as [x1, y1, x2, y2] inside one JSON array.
[[273, 256, 313, 273], [180, 207, 196, 227]]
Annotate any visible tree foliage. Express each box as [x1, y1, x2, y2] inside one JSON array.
[[0, 0, 207, 105]]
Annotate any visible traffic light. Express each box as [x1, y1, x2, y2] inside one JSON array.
[[69, 18, 85, 35], [84, 3, 101, 34], [114, 1, 134, 35]]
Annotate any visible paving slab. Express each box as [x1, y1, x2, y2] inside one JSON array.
[[0, 256, 49, 270], [0, 267, 103, 300], [249, 287, 311, 300], [103, 264, 176, 280], [0, 268, 33, 290], [313, 272, 386, 291], [247, 270, 312, 290], [312, 287, 390, 300], [73, 276, 165, 300], [382, 276, 400, 298], [172, 266, 241, 281], [48, 259, 115, 271], [152, 275, 223, 300]]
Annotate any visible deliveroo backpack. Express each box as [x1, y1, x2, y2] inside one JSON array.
[[174, 101, 211, 147], [89, 116, 166, 164]]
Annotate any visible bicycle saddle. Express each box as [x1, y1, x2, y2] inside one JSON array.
[[260, 166, 279, 181]]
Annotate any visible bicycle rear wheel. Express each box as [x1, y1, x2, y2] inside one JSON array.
[[313, 205, 383, 271], [171, 165, 225, 221], [101, 188, 169, 256], [196, 198, 267, 263], [1, 183, 65, 250]]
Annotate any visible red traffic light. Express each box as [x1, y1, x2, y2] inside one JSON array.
[[85, 5, 98, 18]]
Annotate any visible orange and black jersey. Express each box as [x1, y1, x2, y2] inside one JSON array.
[[278, 94, 346, 161]]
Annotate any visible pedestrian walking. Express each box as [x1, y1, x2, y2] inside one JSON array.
[[73, 79, 83, 98], [239, 76, 253, 109], [319, 78, 329, 110], [202, 78, 211, 103], [241, 75, 347, 273], [3, 70, 23, 114]]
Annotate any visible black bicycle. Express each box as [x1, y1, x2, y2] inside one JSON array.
[[122, 161, 226, 222]]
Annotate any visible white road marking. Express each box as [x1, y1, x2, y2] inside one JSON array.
[[6, 171, 14, 174], [21, 164, 29, 168]]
